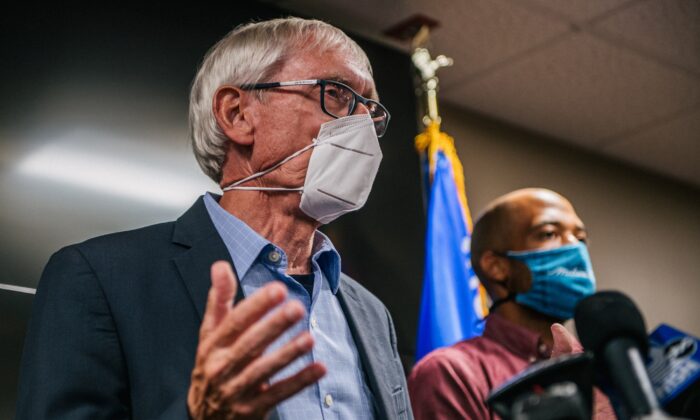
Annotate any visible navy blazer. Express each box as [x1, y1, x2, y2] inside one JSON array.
[[17, 197, 412, 419]]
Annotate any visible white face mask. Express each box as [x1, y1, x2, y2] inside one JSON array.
[[222, 113, 383, 224]]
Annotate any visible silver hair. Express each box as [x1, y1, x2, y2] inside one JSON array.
[[189, 17, 373, 183]]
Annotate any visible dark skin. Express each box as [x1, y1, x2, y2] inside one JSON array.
[[472, 188, 588, 348], [471, 189, 615, 418]]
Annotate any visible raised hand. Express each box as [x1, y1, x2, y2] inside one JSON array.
[[550, 323, 583, 357], [187, 261, 326, 419], [550, 323, 616, 420]]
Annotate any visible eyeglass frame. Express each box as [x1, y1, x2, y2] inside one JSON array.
[[239, 79, 391, 138]]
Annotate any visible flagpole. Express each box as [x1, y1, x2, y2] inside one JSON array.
[[411, 26, 453, 126], [411, 31, 490, 360], [411, 27, 453, 213]]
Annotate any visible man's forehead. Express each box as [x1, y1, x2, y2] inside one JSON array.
[[522, 197, 583, 229], [506, 192, 580, 228]]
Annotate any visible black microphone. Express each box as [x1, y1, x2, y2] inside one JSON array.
[[574, 291, 663, 419], [487, 352, 595, 420]]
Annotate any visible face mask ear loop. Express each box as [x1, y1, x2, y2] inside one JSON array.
[[483, 249, 519, 313], [222, 140, 318, 192], [489, 291, 517, 313]]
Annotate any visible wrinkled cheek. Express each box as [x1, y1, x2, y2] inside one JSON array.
[[280, 150, 313, 180]]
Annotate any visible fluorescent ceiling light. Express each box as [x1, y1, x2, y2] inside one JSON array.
[[0, 283, 36, 295], [17, 130, 215, 209]]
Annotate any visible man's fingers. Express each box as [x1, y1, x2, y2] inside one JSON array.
[[204, 302, 306, 394], [592, 387, 616, 419], [250, 363, 326, 411], [225, 300, 306, 367], [222, 332, 314, 397], [550, 323, 583, 357], [209, 282, 289, 349], [199, 261, 239, 341]]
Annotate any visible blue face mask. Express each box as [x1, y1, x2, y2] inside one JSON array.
[[504, 243, 596, 320]]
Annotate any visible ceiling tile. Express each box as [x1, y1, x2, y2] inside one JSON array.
[[603, 107, 700, 185], [268, 0, 404, 36], [443, 32, 700, 146], [410, 0, 570, 85], [514, 0, 633, 22], [269, 0, 699, 186], [271, 0, 570, 83], [592, 0, 700, 74]]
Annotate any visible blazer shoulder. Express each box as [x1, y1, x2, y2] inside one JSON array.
[[73, 221, 176, 255], [46, 221, 180, 277]]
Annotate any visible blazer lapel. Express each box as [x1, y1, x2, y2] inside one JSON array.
[[337, 278, 392, 419], [171, 197, 239, 320]]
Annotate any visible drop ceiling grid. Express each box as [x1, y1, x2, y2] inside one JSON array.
[[590, 0, 700, 75], [443, 31, 700, 147], [271, 0, 573, 85], [269, 0, 700, 185], [603, 106, 700, 186], [409, 0, 571, 87], [513, 0, 638, 22]]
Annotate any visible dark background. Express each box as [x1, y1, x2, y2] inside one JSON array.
[[1, 2, 425, 417]]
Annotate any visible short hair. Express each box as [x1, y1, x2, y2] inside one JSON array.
[[189, 17, 373, 182]]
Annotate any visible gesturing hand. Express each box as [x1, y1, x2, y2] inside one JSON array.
[[187, 261, 326, 419], [550, 323, 616, 420], [550, 323, 584, 357]]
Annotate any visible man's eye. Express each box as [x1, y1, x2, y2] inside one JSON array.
[[538, 231, 557, 240], [325, 87, 342, 100], [325, 86, 351, 103]]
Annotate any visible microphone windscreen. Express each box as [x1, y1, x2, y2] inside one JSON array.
[[574, 290, 648, 356]]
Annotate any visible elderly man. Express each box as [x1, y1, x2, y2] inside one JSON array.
[[17, 18, 411, 419], [408, 188, 613, 419]]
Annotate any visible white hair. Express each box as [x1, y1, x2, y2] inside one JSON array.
[[189, 17, 373, 183]]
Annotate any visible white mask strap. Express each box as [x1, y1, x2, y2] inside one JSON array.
[[222, 140, 317, 192]]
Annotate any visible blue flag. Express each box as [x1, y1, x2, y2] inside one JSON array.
[[415, 151, 485, 361]]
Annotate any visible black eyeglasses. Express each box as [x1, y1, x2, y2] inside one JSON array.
[[240, 79, 391, 138]]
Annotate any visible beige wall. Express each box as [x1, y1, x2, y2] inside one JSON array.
[[441, 103, 700, 337]]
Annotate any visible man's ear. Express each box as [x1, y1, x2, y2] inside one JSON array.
[[480, 250, 510, 286], [212, 86, 254, 146]]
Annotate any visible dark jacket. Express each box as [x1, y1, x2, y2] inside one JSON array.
[[17, 197, 412, 419]]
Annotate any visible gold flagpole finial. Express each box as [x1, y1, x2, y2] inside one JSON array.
[[410, 26, 453, 127]]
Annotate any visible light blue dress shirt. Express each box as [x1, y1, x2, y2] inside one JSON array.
[[203, 193, 375, 419]]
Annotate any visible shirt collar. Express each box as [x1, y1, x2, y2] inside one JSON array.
[[311, 230, 341, 293], [203, 193, 342, 292], [483, 312, 551, 361], [203, 193, 271, 280]]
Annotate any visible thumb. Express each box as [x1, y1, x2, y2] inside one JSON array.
[[550, 323, 583, 357], [199, 261, 238, 341]]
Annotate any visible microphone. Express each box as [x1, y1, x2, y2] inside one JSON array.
[[574, 291, 665, 419], [647, 324, 700, 418], [487, 352, 595, 420]]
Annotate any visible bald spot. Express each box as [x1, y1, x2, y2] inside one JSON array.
[[470, 188, 576, 283]]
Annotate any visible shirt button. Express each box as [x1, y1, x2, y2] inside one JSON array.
[[324, 393, 334, 407], [528, 356, 536, 363], [267, 250, 281, 263], [311, 316, 318, 329]]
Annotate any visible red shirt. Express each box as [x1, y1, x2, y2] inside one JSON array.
[[408, 314, 551, 419]]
